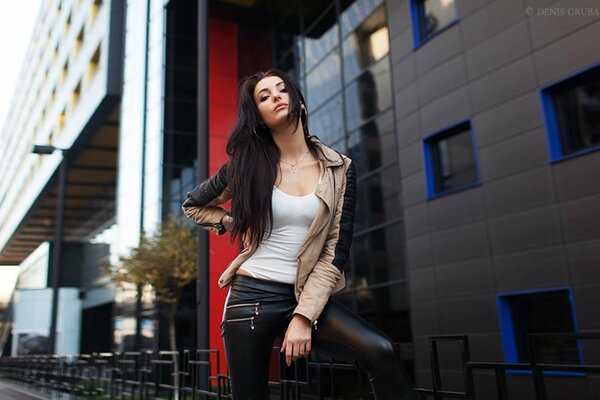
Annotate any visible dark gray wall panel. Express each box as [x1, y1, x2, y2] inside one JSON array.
[[553, 155, 600, 201], [567, 239, 600, 284], [435, 257, 495, 298], [483, 167, 556, 218], [488, 205, 562, 255], [468, 56, 537, 114], [429, 188, 485, 231], [493, 245, 568, 291], [403, 203, 430, 239], [478, 129, 548, 182], [431, 222, 490, 265], [474, 91, 542, 148], [560, 194, 600, 243], [465, 20, 531, 81]]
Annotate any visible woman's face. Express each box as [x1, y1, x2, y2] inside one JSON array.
[[253, 75, 292, 130]]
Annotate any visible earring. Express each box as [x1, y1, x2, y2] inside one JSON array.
[[301, 108, 308, 131]]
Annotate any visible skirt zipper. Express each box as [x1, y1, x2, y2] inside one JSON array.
[[225, 302, 260, 315], [225, 316, 255, 330]]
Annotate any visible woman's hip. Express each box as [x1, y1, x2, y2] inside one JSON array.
[[222, 275, 297, 335]]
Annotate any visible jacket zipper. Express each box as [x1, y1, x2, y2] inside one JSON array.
[[225, 302, 260, 315]]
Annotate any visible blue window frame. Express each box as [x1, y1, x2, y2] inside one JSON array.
[[497, 287, 584, 376], [409, 0, 458, 48], [541, 63, 600, 162], [423, 120, 479, 199]]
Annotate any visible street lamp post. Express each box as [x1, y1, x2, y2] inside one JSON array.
[[32, 144, 69, 354]]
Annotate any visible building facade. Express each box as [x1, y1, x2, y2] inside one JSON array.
[[0, 0, 599, 398], [0, 0, 123, 355]]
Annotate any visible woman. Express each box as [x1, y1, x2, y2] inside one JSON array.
[[182, 69, 416, 399]]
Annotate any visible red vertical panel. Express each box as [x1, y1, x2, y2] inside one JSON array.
[[208, 18, 238, 375]]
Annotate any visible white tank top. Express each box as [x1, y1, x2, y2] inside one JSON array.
[[238, 186, 320, 284]]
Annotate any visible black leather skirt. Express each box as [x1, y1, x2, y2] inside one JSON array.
[[221, 275, 417, 400]]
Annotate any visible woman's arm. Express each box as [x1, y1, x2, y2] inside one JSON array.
[[182, 162, 233, 234], [293, 159, 356, 323], [282, 159, 356, 366]]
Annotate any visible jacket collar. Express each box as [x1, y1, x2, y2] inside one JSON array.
[[310, 137, 345, 168]]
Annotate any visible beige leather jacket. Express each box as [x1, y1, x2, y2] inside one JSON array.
[[182, 139, 356, 324]]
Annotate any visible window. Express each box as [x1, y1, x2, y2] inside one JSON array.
[[75, 27, 84, 58], [541, 65, 600, 161], [410, 0, 458, 47], [497, 288, 583, 371], [88, 44, 101, 84], [342, 6, 388, 84], [91, 0, 103, 26], [70, 81, 81, 113], [423, 120, 479, 198]]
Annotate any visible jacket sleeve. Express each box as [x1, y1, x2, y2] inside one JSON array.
[[293, 159, 356, 323], [181, 162, 232, 235]]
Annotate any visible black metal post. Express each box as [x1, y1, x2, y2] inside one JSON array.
[[528, 335, 547, 400], [196, 0, 209, 352], [49, 150, 68, 354]]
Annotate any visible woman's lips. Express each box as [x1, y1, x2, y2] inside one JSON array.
[[274, 104, 288, 111]]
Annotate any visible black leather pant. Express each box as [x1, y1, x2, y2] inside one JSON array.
[[222, 275, 417, 399]]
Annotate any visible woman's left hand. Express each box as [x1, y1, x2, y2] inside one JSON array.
[[281, 314, 312, 367]]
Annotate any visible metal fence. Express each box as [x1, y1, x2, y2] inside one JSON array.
[[0, 333, 598, 399], [418, 332, 600, 400], [0, 346, 375, 399]]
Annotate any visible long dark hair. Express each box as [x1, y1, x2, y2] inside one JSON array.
[[226, 69, 319, 246]]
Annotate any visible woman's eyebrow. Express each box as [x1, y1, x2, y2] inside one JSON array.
[[256, 81, 285, 96]]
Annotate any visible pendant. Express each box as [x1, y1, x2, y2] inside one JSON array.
[[291, 166, 297, 174]]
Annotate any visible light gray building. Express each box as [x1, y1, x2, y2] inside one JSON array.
[[0, 0, 124, 354]]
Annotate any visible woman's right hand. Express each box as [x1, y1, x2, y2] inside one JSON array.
[[221, 213, 234, 231], [281, 314, 312, 367]]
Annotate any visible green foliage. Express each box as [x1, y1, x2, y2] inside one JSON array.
[[105, 215, 198, 305]]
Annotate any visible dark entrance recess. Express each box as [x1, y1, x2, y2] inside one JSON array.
[[80, 303, 114, 354]]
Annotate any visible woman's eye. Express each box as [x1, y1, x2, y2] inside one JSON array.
[[281, 88, 288, 92], [260, 96, 268, 101]]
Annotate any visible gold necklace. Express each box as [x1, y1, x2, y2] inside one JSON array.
[[279, 149, 310, 174]]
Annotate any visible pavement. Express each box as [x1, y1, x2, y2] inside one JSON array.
[[0, 379, 72, 400]]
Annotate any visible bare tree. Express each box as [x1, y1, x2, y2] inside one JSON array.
[[105, 214, 198, 352]]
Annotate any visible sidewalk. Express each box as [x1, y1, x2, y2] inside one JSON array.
[[0, 379, 74, 400]]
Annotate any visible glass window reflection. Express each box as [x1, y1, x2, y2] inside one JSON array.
[[344, 55, 392, 131], [354, 163, 402, 232], [357, 283, 412, 344], [306, 50, 341, 110], [276, 50, 301, 87], [309, 94, 344, 145], [347, 109, 396, 176], [305, 4, 339, 73], [353, 222, 405, 286], [412, 0, 457, 44], [425, 121, 478, 196], [340, 0, 384, 38], [342, 6, 388, 84]]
